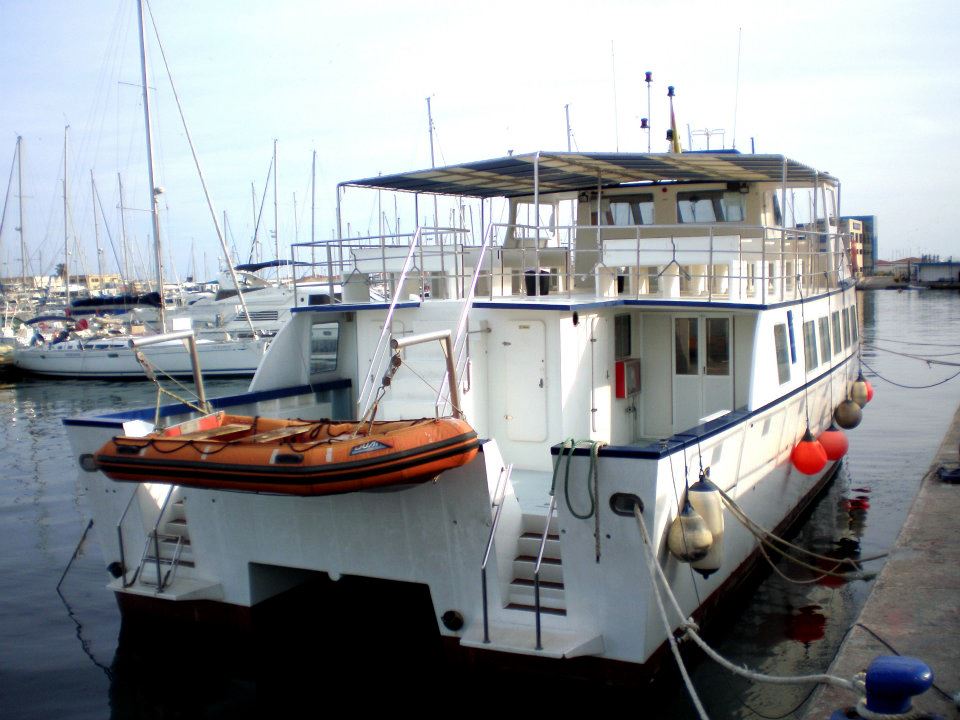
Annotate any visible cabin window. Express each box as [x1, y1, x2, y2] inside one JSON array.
[[850, 305, 859, 342], [310, 321, 339, 374], [705, 318, 730, 376], [774, 324, 790, 384], [675, 318, 698, 375], [746, 263, 756, 294], [677, 190, 745, 223], [842, 308, 851, 349], [803, 320, 818, 372], [614, 314, 632, 359], [818, 317, 831, 364], [831, 311, 842, 355], [604, 194, 654, 226]]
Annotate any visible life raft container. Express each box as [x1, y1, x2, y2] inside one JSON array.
[[90, 412, 480, 496]]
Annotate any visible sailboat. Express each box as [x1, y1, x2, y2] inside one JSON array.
[[13, 0, 272, 379]]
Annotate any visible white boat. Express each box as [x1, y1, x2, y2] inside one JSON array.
[[66, 149, 862, 678], [13, 331, 269, 378]]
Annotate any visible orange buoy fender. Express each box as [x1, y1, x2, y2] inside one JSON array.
[[818, 423, 849, 461], [791, 427, 828, 475]]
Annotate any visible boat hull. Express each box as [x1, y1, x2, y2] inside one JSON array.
[[13, 337, 267, 378]]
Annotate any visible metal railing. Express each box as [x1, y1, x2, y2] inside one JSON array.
[[116, 486, 143, 588], [533, 493, 558, 651], [480, 464, 513, 644], [433, 223, 496, 417], [291, 221, 849, 310]]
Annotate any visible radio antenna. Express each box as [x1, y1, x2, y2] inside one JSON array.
[[732, 27, 742, 150]]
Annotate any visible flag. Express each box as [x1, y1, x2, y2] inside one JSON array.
[[669, 96, 682, 154]]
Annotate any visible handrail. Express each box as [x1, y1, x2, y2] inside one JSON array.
[[533, 493, 559, 651], [116, 485, 142, 588], [356, 227, 425, 417], [480, 464, 513, 644], [151, 484, 177, 590], [434, 223, 496, 416]]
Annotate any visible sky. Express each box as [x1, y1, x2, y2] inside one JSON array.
[[0, 0, 958, 283]]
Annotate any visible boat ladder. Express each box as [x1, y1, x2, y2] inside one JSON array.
[[117, 484, 193, 591]]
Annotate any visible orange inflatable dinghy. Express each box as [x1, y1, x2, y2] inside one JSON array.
[[89, 412, 480, 496]]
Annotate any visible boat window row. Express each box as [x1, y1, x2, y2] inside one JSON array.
[[779, 304, 859, 382]]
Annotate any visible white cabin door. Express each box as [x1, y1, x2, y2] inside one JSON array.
[[672, 315, 733, 431], [502, 320, 547, 442]]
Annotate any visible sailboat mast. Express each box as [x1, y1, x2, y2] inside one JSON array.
[[137, 0, 166, 330], [117, 173, 132, 293], [90, 171, 104, 288], [272, 139, 280, 281], [63, 126, 70, 307], [16, 136, 26, 289]]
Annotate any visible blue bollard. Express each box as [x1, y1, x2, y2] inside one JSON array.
[[829, 655, 941, 719]]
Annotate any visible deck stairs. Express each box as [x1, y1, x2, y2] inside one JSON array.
[[460, 510, 604, 659], [136, 488, 192, 590], [116, 485, 222, 601], [507, 512, 566, 615]]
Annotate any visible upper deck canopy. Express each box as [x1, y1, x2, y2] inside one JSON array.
[[341, 151, 836, 199]]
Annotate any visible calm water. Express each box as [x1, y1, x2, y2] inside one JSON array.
[[1, 290, 958, 718]]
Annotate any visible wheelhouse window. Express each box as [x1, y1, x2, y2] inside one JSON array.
[[818, 317, 831, 364], [605, 194, 654, 226], [675, 318, 698, 375], [803, 320, 818, 372], [774, 324, 790, 384], [310, 321, 339, 374], [677, 190, 746, 223]]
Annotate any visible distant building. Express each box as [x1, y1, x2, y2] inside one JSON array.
[[875, 257, 921, 280], [839, 218, 864, 277], [843, 215, 877, 274], [914, 260, 960, 287]]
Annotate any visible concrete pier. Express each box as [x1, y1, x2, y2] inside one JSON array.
[[803, 403, 960, 718]]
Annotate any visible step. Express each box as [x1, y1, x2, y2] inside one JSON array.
[[522, 512, 559, 536], [168, 498, 186, 523], [138, 558, 191, 587], [163, 517, 189, 538], [510, 577, 564, 592], [508, 585, 566, 611], [505, 602, 566, 616], [512, 557, 564, 584], [111, 575, 223, 602], [459, 621, 603, 659], [516, 534, 561, 559]]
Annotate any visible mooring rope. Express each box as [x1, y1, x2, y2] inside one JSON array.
[[633, 505, 857, 693]]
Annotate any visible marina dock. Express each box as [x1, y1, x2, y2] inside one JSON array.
[[803, 403, 960, 719]]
